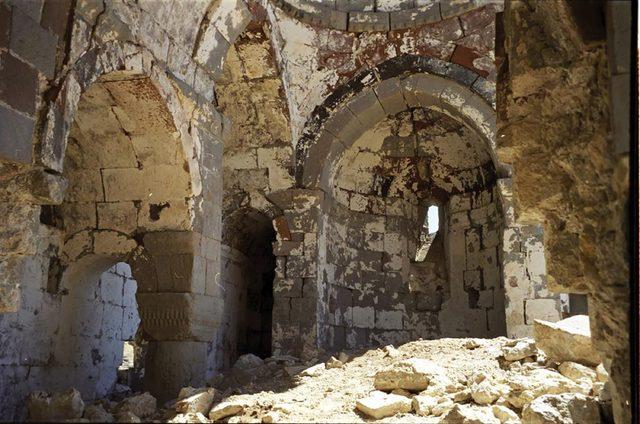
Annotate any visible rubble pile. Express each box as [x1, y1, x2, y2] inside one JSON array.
[[26, 316, 611, 423]]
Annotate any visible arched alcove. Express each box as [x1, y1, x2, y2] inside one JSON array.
[[219, 208, 277, 366], [47, 72, 194, 400]]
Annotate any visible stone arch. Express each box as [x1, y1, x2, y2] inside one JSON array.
[[293, 55, 562, 347], [40, 42, 203, 198], [269, 0, 501, 32], [295, 55, 499, 189], [46, 68, 212, 402]]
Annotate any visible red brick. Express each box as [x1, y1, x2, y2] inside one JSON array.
[[450, 44, 489, 78]]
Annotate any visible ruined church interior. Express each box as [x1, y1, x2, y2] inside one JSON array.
[[0, 0, 634, 422]]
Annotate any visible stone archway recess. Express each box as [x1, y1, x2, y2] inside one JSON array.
[[289, 55, 562, 354], [31, 42, 226, 402]]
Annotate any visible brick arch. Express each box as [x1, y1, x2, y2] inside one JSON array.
[[295, 55, 500, 189]]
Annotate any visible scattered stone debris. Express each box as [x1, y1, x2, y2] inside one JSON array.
[[355, 390, 412, 419], [24, 336, 610, 423]]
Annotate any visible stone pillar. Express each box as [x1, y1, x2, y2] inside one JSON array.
[[267, 189, 323, 360], [132, 231, 222, 401], [497, 179, 562, 338]]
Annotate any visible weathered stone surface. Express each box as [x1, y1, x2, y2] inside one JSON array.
[[557, 362, 596, 384], [505, 368, 589, 409], [355, 390, 412, 419], [412, 394, 438, 416], [374, 358, 446, 391], [114, 392, 156, 418], [234, 353, 264, 369], [27, 389, 85, 422], [83, 404, 114, 422], [502, 338, 537, 361], [168, 412, 209, 423], [209, 396, 254, 421], [534, 316, 600, 366], [175, 388, 215, 414], [441, 404, 500, 424], [491, 404, 520, 423], [521, 393, 601, 424], [113, 411, 142, 423], [326, 356, 343, 369]]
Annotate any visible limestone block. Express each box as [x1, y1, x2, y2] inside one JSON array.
[[558, 362, 596, 383], [175, 387, 215, 414], [352, 306, 375, 329], [412, 395, 438, 416], [136, 293, 220, 341], [491, 404, 520, 423], [442, 404, 500, 424], [27, 388, 85, 422], [102, 165, 190, 202], [374, 358, 446, 391], [169, 412, 208, 423], [65, 169, 105, 202], [502, 338, 537, 361], [521, 393, 601, 424], [375, 310, 403, 330], [93, 231, 137, 256], [209, 396, 254, 421], [525, 299, 561, 324], [533, 315, 600, 366], [137, 199, 191, 232], [355, 391, 412, 419], [505, 368, 589, 409]]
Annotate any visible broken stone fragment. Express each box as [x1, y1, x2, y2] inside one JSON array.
[[338, 352, 350, 363], [284, 365, 307, 377], [325, 356, 343, 369], [168, 412, 209, 423], [261, 410, 281, 423], [596, 363, 609, 382], [441, 403, 500, 424], [533, 315, 600, 366], [412, 394, 438, 416], [208, 396, 253, 421], [505, 368, 589, 409], [355, 390, 412, 419], [470, 379, 506, 405], [114, 392, 156, 418], [491, 404, 520, 423], [521, 393, 601, 424], [113, 410, 142, 423], [234, 353, 264, 369], [27, 388, 85, 422], [374, 358, 446, 391], [383, 345, 401, 358], [558, 361, 596, 383], [464, 339, 480, 349], [175, 387, 215, 414], [430, 398, 454, 416], [453, 388, 472, 402], [501, 338, 537, 361], [83, 403, 114, 422]]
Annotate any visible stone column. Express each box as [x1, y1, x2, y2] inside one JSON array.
[[267, 189, 323, 360], [132, 231, 222, 401]]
